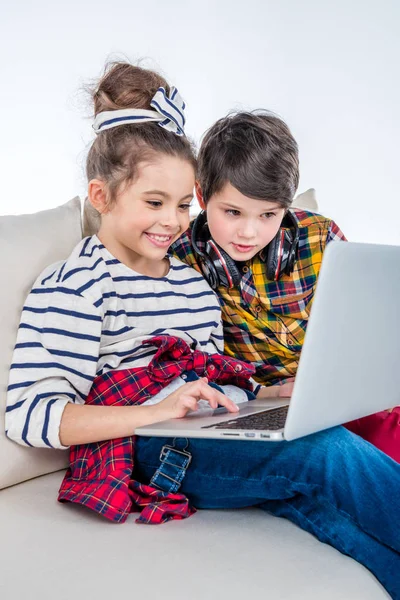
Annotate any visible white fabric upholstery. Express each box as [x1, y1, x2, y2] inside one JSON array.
[[0, 194, 390, 599], [82, 197, 101, 238], [291, 187, 318, 211], [0, 471, 388, 599], [0, 198, 82, 490]]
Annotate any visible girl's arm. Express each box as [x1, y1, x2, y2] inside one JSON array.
[[7, 279, 239, 449], [59, 403, 163, 446], [209, 315, 225, 354], [6, 284, 103, 449], [59, 376, 239, 446]]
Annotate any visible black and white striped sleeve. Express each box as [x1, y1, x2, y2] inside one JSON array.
[[6, 284, 102, 449], [209, 318, 224, 354]]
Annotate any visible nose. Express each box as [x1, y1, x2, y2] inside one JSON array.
[[238, 219, 257, 240], [159, 208, 180, 230]]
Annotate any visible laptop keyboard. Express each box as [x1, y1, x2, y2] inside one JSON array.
[[202, 405, 289, 431]]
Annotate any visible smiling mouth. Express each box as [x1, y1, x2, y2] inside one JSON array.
[[144, 232, 176, 247]]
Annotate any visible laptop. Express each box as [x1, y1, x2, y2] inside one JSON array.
[[136, 241, 400, 442]]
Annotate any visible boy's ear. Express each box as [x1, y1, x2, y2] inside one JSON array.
[[195, 181, 206, 211], [88, 179, 109, 214]]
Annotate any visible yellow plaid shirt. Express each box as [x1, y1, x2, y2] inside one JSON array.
[[171, 209, 346, 386]]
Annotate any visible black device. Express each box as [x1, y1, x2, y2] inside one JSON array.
[[191, 210, 300, 288]]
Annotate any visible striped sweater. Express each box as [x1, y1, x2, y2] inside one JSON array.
[[6, 235, 251, 450]]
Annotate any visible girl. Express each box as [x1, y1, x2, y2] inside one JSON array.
[[5, 61, 400, 598]]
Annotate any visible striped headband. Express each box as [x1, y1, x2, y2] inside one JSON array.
[[92, 86, 186, 136]]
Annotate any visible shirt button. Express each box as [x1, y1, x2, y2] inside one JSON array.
[[234, 364, 243, 372], [255, 305, 262, 313], [208, 365, 215, 371], [242, 266, 249, 273]]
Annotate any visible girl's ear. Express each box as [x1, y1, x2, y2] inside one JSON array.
[[195, 181, 206, 211], [88, 179, 109, 214]]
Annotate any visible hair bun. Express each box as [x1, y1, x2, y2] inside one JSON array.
[[86, 59, 196, 208], [93, 62, 169, 116]]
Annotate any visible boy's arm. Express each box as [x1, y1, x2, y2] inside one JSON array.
[[256, 379, 295, 399], [253, 218, 347, 397], [326, 220, 347, 244]]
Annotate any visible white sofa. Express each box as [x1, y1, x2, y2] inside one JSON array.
[[0, 194, 390, 600]]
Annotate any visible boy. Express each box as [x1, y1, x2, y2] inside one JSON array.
[[171, 110, 399, 459], [172, 110, 345, 386]]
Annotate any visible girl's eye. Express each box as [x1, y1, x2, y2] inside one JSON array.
[[179, 203, 192, 211], [226, 209, 241, 216], [146, 200, 163, 208], [262, 212, 276, 219]]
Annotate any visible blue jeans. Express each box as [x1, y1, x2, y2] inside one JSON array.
[[135, 426, 400, 598]]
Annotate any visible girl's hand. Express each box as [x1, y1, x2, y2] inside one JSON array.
[[256, 378, 295, 399], [152, 377, 239, 421]]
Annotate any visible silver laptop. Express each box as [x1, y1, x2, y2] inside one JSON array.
[[136, 241, 400, 442]]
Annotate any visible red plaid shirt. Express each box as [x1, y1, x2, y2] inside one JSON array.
[[58, 335, 255, 524]]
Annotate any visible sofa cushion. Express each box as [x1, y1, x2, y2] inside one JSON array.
[[82, 188, 320, 237], [291, 188, 318, 211], [82, 196, 101, 237], [0, 471, 387, 599], [0, 198, 82, 490]]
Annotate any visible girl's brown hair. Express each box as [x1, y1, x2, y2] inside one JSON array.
[[86, 61, 196, 207]]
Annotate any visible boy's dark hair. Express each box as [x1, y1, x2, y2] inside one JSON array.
[[198, 111, 299, 208]]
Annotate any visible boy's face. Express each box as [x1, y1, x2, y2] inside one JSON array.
[[199, 182, 286, 262]]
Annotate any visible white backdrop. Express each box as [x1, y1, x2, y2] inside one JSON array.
[[1, 0, 399, 244]]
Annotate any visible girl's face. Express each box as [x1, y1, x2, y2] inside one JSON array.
[[93, 155, 195, 276]]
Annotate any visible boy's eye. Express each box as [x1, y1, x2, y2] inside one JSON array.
[[262, 212, 276, 219], [146, 200, 163, 208], [226, 209, 241, 216]]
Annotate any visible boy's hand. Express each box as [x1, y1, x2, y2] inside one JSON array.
[[256, 378, 295, 400], [152, 377, 240, 421]]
